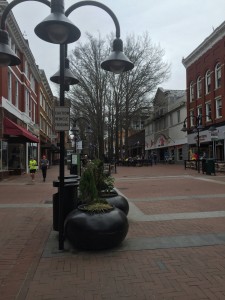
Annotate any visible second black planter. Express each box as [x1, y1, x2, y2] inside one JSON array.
[[64, 206, 129, 250]]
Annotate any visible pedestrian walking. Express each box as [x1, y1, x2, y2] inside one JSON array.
[[40, 155, 49, 182], [29, 157, 37, 182]]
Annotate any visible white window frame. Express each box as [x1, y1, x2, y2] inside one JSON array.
[[197, 76, 202, 98], [205, 70, 211, 94], [189, 81, 194, 102], [215, 97, 222, 118], [205, 102, 211, 122], [197, 106, 202, 117], [25, 60, 29, 78], [215, 63, 221, 89], [190, 110, 194, 127]]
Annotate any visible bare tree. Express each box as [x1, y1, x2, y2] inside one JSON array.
[[68, 32, 170, 160], [68, 33, 111, 159], [115, 33, 170, 157]]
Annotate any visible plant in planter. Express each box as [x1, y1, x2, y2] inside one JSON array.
[[91, 159, 129, 216], [64, 161, 129, 250]]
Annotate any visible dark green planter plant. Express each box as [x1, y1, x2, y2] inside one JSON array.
[[91, 159, 129, 215], [64, 160, 129, 250]]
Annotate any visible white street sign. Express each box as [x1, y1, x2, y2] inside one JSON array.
[[55, 107, 70, 131]]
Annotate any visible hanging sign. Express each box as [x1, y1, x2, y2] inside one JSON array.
[[55, 107, 70, 131]]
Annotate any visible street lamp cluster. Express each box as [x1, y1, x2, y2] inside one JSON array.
[[181, 114, 216, 173], [0, 0, 134, 250]]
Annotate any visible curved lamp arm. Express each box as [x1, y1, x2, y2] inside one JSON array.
[[72, 116, 91, 126], [64, 1, 133, 73], [65, 1, 120, 38], [0, 0, 50, 29]]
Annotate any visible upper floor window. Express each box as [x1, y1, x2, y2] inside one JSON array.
[[197, 76, 202, 98], [25, 89, 30, 114], [215, 63, 221, 89], [189, 81, 194, 102], [33, 103, 36, 123], [30, 74, 35, 91], [8, 71, 12, 102], [215, 97, 222, 118], [15, 80, 19, 108], [205, 102, 212, 121], [24, 60, 29, 78], [190, 110, 194, 127], [197, 106, 202, 117], [205, 70, 211, 94]]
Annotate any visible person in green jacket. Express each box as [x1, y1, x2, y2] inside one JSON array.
[[29, 157, 37, 182]]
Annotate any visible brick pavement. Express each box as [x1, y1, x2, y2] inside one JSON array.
[[0, 164, 225, 299]]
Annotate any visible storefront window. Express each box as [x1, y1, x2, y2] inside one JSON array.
[[8, 144, 25, 171], [178, 148, 182, 160], [28, 143, 38, 161], [0, 141, 8, 170]]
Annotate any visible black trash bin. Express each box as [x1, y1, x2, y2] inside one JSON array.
[[53, 179, 79, 231], [206, 159, 215, 175], [202, 159, 207, 174]]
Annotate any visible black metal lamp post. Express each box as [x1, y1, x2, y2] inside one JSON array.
[[181, 114, 215, 173], [0, 0, 134, 251]]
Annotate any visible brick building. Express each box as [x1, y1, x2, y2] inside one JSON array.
[[182, 21, 225, 160], [0, 1, 56, 178]]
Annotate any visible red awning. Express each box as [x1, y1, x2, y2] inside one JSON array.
[[4, 117, 39, 143]]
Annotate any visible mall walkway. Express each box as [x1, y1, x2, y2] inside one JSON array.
[[0, 163, 225, 299]]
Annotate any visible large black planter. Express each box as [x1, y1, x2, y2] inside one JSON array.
[[64, 206, 129, 250], [100, 192, 129, 216]]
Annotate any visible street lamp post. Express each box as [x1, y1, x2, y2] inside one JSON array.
[[71, 116, 90, 175], [0, 0, 134, 250], [181, 114, 215, 173]]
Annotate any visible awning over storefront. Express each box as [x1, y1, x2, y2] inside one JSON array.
[[41, 143, 60, 152], [4, 117, 39, 143]]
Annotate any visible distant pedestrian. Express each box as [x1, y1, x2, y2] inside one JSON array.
[[40, 155, 49, 182], [29, 157, 37, 182]]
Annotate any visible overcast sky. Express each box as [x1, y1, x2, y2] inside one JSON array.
[[7, 0, 225, 95]]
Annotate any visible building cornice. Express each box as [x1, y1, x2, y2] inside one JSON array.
[[182, 21, 225, 68], [0, 1, 41, 82], [39, 69, 53, 101]]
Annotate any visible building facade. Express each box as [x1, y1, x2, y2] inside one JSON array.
[[145, 88, 187, 163], [0, 2, 56, 177], [182, 21, 225, 161], [39, 70, 59, 165]]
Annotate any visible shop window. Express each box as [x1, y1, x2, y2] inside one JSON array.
[[8, 144, 25, 173], [0, 141, 8, 170], [178, 148, 182, 160]]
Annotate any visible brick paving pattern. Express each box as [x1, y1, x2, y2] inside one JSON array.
[[0, 164, 225, 299]]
